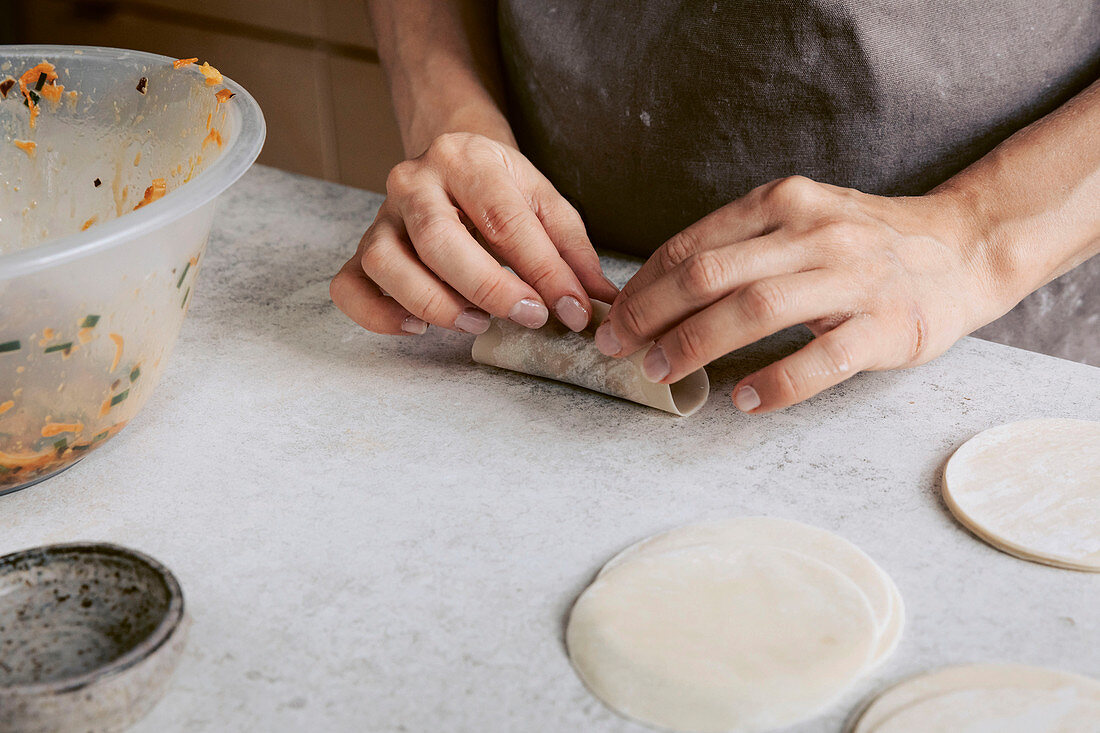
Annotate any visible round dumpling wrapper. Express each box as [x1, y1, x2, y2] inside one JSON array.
[[568, 545, 879, 733]]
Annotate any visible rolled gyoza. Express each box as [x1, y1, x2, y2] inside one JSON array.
[[471, 301, 709, 416]]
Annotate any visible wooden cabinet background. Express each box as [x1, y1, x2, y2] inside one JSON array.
[[14, 0, 406, 192]]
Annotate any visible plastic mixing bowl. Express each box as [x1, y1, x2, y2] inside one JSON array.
[[0, 45, 264, 495]]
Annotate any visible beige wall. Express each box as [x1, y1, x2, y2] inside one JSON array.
[[16, 0, 406, 192]]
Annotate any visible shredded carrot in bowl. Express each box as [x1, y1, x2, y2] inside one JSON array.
[[198, 62, 223, 86], [13, 139, 36, 158], [17, 61, 59, 129], [133, 179, 168, 210]]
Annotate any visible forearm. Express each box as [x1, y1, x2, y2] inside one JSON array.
[[367, 0, 515, 156], [933, 77, 1100, 310]]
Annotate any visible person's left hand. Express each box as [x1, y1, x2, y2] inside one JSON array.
[[594, 175, 1011, 413]]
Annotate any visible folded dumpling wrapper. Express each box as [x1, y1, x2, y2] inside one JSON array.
[[472, 301, 709, 416]]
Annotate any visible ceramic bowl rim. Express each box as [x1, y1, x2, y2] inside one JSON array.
[[0, 541, 186, 696]]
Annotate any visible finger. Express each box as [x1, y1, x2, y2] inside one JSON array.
[[558, 246, 620, 304], [731, 314, 882, 413], [618, 186, 772, 300], [330, 259, 428, 336], [639, 271, 852, 384], [449, 165, 593, 331], [600, 232, 809, 357], [397, 185, 550, 329], [362, 217, 491, 334], [527, 172, 619, 307]]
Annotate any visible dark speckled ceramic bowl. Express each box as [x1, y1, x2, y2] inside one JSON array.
[[0, 543, 188, 733]]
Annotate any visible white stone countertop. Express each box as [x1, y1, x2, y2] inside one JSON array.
[[2, 165, 1098, 732]]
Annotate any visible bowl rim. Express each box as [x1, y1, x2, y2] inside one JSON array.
[[0, 541, 187, 695], [0, 44, 266, 279]]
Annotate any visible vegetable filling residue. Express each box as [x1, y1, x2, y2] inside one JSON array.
[[5, 55, 236, 227], [16, 61, 61, 129], [0, 248, 202, 489], [0, 53, 233, 489]]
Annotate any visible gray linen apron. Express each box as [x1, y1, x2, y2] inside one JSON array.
[[498, 1, 1100, 365]]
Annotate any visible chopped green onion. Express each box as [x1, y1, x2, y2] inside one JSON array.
[[0, 340, 20, 353], [34, 73, 46, 91], [110, 389, 130, 406], [92, 431, 109, 443], [177, 261, 191, 289], [53, 438, 68, 451], [129, 366, 141, 382], [44, 342, 73, 354], [81, 315, 100, 328], [181, 286, 191, 309]]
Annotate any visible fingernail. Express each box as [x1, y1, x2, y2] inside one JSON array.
[[401, 315, 428, 335], [454, 308, 491, 334], [734, 385, 761, 412], [642, 344, 670, 382], [508, 298, 549, 328], [594, 321, 622, 356], [554, 295, 589, 332]]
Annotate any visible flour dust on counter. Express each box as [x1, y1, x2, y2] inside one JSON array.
[[565, 517, 903, 733], [943, 418, 1100, 571]]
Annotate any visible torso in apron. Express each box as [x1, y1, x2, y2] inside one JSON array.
[[497, 0, 1100, 364]]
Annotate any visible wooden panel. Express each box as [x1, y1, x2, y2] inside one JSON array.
[[329, 56, 404, 192], [20, 0, 340, 181], [320, 0, 376, 50], [107, 0, 375, 52], [127, 0, 323, 43]]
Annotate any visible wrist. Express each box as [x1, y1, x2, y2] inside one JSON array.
[[391, 54, 516, 156], [924, 181, 1033, 320], [404, 95, 516, 157]]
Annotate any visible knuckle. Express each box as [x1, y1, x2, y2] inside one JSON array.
[[428, 132, 468, 164], [559, 241, 601, 273], [385, 161, 418, 196], [359, 237, 386, 274], [555, 200, 587, 233], [680, 251, 728, 295], [771, 363, 804, 405], [409, 288, 450, 323], [739, 279, 787, 324], [358, 248, 376, 276], [470, 275, 511, 309], [766, 175, 821, 211], [482, 205, 535, 251], [542, 206, 589, 254], [411, 216, 457, 258], [522, 258, 561, 292], [328, 271, 350, 305], [659, 230, 701, 272], [616, 297, 649, 340], [819, 333, 858, 375], [673, 318, 711, 366]]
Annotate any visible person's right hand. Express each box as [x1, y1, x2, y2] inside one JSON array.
[[331, 132, 619, 336]]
